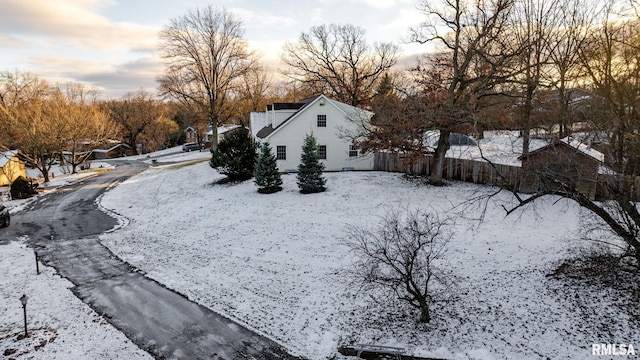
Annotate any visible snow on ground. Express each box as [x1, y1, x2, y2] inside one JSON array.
[[0, 241, 152, 359], [96, 157, 639, 359], [26, 162, 115, 187], [1, 161, 115, 214], [2, 140, 637, 359]]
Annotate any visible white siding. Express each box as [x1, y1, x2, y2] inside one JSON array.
[[250, 112, 267, 139], [270, 109, 298, 128], [265, 97, 373, 172]]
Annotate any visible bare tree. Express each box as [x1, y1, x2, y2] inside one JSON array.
[[104, 90, 166, 154], [158, 6, 256, 151], [56, 82, 117, 174], [578, 4, 640, 175], [0, 70, 50, 149], [140, 115, 180, 152], [282, 23, 399, 107], [546, 0, 593, 138], [239, 64, 273, 113], [345, 209, 455, 323], [508, 0, 559, 157], [228, 64, 275, 124], [408, 0, 517, 185], [0, 72, 69, 182]]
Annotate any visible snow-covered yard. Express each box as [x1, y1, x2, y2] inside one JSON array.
[[96, 157, 639, 359], [2, 141, 638, 359]]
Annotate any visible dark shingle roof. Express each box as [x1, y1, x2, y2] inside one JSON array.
[[256, 125, 275, 139]]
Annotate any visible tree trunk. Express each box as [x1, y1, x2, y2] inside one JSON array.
[[40, 155, 50, 183], [209, 119, 219, 152], [418, 300, 431, 323], [430, 129, 450, 186]]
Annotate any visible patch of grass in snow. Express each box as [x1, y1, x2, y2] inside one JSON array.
[[548, 252, 640, 325], [0, 327, 58, 358], [165, 158, 210, 169]]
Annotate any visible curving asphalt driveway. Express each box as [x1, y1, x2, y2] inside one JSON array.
[[2, 159, 303, 359]]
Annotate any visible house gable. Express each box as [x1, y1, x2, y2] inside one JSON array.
[[256, 95, 373, 172], [0, 151, 27, 186]]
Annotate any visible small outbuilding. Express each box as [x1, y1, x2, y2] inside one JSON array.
[[0, 150, 27, 186], [519, 137, 604, 199]]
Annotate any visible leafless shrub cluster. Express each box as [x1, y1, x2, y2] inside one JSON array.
[[344, 209, 457, 323]]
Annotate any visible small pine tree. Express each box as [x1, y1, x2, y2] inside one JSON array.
[[297, 133, 326, 194], [210, 127, 258, 181], [254, 142, 283, 194]]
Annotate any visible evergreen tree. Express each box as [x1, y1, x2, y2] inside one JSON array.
[[254, 142, 283, 193], [297, 133, 326, 193], [375, 72, 395, 97], [210, 127, 258, 181]]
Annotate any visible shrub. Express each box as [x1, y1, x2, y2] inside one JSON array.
[[10, 176, 37, 199], [210, 127, 258, 181], [345, 209, 456, 323]]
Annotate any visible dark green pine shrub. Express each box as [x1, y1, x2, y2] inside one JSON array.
[[254, 142, 283, 194], [297, 133, 326, 194], [210, 127, 258, 181], [10, 176, 37, 199]]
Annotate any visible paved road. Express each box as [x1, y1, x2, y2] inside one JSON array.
[[2, 160, 303, 360]]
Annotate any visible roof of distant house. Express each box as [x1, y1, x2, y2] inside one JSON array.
[[206, 124, 243, 136], [0, 150, 19, 168], [92, 143, 132, 153]]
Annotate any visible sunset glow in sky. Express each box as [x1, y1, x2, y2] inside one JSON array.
[[0, 0, 427, 98]]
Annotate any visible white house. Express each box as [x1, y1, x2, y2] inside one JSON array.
[[252, 95, 374, 172], [205, 124, 243, 143]]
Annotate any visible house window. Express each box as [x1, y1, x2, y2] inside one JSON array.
[[318, 145, 327, 159], [276, 145, 286, 160], [349, 144, 359, 157], [317, 114, 327, 127]]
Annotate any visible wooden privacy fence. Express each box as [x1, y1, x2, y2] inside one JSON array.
[[373, 152, 640, 201], [374, 152, 522, 189]]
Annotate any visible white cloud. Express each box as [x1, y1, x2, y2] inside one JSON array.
[[351, 0, 397, 9], [381, 8, 424, 32], [0, 0, 159, 52], [0, 33, 23, 48], [22, 52, 163, 98], [230, 7, 296, 27]]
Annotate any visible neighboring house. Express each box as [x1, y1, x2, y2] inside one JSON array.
[[185, 126, 198, 143], [204, 124, 244, 144], [253, 95, 373, 172], [519, 136, 604, 199], [0, 151, 27, 186], [90, 143, 135, 160]]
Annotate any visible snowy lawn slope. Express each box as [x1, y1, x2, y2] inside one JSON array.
[[0, 241, 152, 360], [98, 159, 640, 359]]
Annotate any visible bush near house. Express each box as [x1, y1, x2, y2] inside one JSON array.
[[10, 176, 37, 199], [210, 127, 258, 181]]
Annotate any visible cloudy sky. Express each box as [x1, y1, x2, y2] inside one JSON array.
[[0, 0, 428, 98]]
